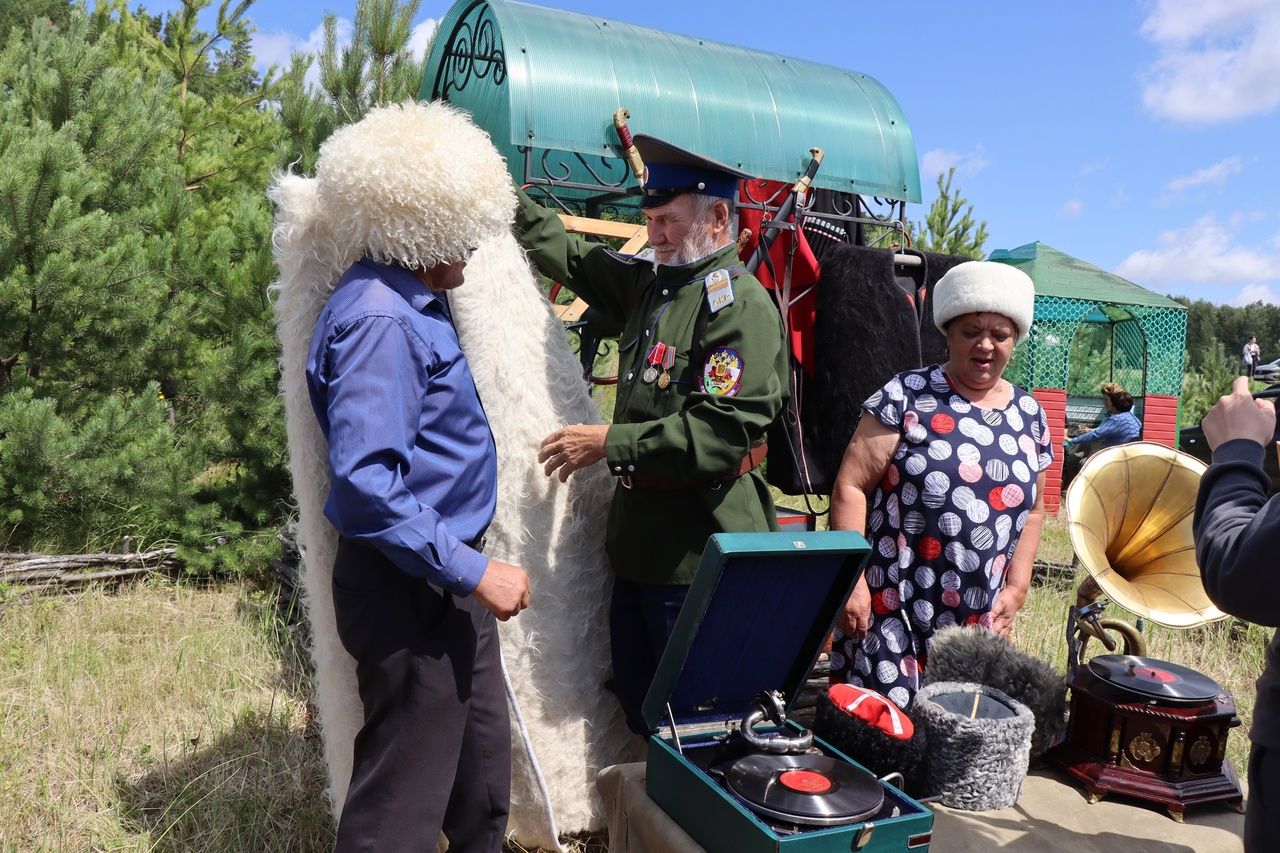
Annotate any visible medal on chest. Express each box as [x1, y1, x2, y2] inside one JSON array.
[[657, 344, 676, 389], [644, 342, 671, 385]]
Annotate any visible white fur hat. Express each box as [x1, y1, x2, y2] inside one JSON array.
[[315, 100, 515, 270], [933, 261, 1036, 342]]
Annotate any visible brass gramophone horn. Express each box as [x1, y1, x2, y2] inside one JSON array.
[[1065, 441, 1227, 630]]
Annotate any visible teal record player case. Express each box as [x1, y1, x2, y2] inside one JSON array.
[[642, 531, 933, 851]]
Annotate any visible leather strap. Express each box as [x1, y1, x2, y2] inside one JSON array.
[[622, 442, 767, 490]]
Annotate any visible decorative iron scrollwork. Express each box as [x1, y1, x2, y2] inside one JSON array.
[[431, 0, 507, 101], [537, 148, 632, 191]]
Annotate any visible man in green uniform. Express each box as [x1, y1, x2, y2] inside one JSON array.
[[516, 135, 788, 733]]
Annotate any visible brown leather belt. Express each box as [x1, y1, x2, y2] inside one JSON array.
[[621, 443, 767, 490]]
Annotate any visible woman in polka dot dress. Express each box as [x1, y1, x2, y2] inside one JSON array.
[[828, 261, 1051, 709]]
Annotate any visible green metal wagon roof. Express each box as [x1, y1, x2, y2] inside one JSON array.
[[989, 242, 1185, 311], [420, 0, 921, 201]]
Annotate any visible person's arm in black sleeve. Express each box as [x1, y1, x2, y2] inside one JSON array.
[[1194, 437, 1280, 627]]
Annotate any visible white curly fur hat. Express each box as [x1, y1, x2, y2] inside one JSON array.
[[315, 100, 515, 270], [933, 261, 1036, 342]]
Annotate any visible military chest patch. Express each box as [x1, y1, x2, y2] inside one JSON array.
[[702, 347, 744, 397]]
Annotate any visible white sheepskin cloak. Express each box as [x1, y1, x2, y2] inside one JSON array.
[[269, 171, 633, 850]]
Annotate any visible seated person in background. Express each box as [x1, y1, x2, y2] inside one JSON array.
[[1065, 382, 1141, 450]]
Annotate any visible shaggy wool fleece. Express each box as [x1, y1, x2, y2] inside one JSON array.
[[269, 173, 361, 814], [315, 101, 515, 272], [269, 101, 632, 849], [449, 233, 637, 843]]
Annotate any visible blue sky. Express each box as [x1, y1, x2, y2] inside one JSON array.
[[158, 0, 1280, 307]]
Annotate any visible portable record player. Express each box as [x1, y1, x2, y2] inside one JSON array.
[[642, 532, 933, 852], [1053, 443, 1245, 820]]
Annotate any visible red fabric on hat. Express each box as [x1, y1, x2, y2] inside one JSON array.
[[736, 179, 820, 374], [828, 683, 915, 740]]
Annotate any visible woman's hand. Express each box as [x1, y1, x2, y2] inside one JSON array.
[[990, 584, 1028, 638], [838, 576, 873, 640]]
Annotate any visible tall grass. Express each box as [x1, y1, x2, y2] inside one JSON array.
[[0, 581, 330, 852]]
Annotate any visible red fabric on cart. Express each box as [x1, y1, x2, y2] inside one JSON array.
[[737, 179, 821, 374]]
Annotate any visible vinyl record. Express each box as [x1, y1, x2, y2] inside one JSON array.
[[1087, 654, 1221, 704], [724, 753, 884, 826]]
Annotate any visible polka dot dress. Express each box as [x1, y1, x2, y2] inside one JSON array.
[[831, 364, 1053, 709]]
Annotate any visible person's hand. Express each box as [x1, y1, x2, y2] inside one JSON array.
[[1202, 376, 1276, 450], [538, 424, 609, 482], [472, 559, 531, 621], [990, 584, 1027, 638], [837, 577, 872, 640]]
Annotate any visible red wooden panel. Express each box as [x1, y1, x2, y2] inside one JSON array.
[[1142, 394, 1179, 448], [1033, 388, 1068, 514]]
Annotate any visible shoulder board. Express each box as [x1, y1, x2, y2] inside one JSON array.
[[704, 268, 736, 314], [604, 249, 644, 265]]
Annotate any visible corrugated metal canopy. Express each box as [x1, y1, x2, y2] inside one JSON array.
[[420, 0, 920, 202], [989, 242, 1185, 311]]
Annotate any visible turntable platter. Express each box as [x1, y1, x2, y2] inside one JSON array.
[[724, 753, 884, 826], [1087, 654, 1221, 704]]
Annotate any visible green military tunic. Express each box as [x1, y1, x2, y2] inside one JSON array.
[[515, 191, 788, 585]]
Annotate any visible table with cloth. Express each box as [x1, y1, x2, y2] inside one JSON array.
[[596, 763, 1244, 852]]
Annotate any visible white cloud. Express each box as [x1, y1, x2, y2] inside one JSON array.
[[1140, 0, 1273, 42], [1139, 1, 1280, 123], [1227, 210, 1267, 230], [1109, 185, 1131, 208], [408, 19, 438, 62], [919, 146, 989, 181], [1059, 199, 1084, 218], [1115, 215, 1280, 289], [252, 31, 298, 68], [1079, 161, 1107, 176], [1164, 156, 1243, 193], [1229, 282, 1279, 306]]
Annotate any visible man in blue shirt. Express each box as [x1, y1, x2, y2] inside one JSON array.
[[303, 102, 528, 852]]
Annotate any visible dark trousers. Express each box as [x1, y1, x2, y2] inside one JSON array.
[[331, 539, 510, 852], [609, 577, 690, 735], [1246, 743, 1280, 852]]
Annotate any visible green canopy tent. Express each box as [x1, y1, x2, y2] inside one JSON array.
[[420, 0, 920, 228], [992, 241, 1188, 513]]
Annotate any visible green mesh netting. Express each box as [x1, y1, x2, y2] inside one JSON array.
[[1004, 295, 1186, 398]]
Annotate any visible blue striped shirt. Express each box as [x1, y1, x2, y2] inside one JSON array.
[[305, 259, 496, 594], [1072, 410, 1142, 448]]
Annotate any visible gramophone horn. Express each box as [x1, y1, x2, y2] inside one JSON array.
[[1065, 441, 1227, 629]]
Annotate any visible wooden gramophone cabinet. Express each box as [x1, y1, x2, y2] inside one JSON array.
[[1051, 443, 1246, 820]]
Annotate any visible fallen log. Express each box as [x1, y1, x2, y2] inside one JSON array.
[[0, 548, 181, 588]]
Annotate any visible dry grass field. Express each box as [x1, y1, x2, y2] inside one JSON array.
[[0, 513, 1268, 851]]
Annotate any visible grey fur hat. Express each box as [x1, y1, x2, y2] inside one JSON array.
[[912, 681, 1034, 811], [923, 626, 1068, 759]]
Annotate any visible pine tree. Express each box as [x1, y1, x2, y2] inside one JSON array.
[[278, 0, 428, 171], [909, 166, 990, 260], [0, 2, 289, 562]]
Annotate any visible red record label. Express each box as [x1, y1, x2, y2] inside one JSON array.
[[779, 769, 833, 794], [1135, 666, 1179, 684]]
